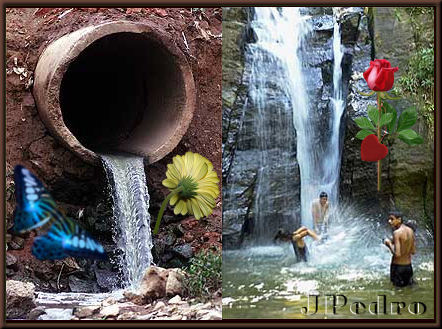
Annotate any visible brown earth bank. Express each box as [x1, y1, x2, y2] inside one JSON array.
[[5, 7, 222, 293]]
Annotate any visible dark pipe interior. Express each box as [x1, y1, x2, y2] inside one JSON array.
[[60, 32, 185, 155]]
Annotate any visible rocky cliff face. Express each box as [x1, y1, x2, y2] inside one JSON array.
[[223, 7, 434, 249], [340, 7, 434, 229]]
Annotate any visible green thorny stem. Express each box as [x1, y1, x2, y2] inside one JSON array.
[[153, 186, 184, 234], [377, 92, 382, 192]]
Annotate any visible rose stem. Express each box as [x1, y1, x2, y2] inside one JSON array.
[[377, 92, 381, 192]]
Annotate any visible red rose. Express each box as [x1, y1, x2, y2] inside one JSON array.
[[363, 59, 399, 91]]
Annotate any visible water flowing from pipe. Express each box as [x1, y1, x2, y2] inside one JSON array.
[[101, 154, 153, 290]]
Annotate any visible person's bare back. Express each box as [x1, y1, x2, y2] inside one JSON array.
[[391, 224, 416, 265], [384, 211, 416, 287]]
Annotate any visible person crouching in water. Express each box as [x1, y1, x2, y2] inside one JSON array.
[[274, 226, 320, 262]]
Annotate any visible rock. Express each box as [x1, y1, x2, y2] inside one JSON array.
[[153, 301, 166, 311], [100, 304, 120, 318], [123, 291, 145, 305], [6, 280, 36, 319], [172, 244, 193, 259], [9, 236, 25, 249], [74, 305, 100, 318], [38, 308, 73, 320], [68, 275, 96, 293], [200, 310, 222, 320], [138, 266, 167, 300], [166, 257, 185, 268], [168, 315, 183, 320], [136, 313, 153, 320], [6, 252, 17, 267], [28, 306, 46, 320], [102, 296, 117, 306], [95, 267, 119, 291], [117, 311, 137, 320], [165, 269, 185, 296], [164, 233, 176, 246], [168, 295, 182, 304]]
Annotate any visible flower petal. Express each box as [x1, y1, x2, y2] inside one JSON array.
[[190, 198, 203, 219], [194, 163, 209, 181], [166, 164, 181, 181], [162, 178, 177, 189], [180, 201, 188, 216], [174, 200, 185, 215], [170, 193, 179, 206], [186, 199, 194, 215]]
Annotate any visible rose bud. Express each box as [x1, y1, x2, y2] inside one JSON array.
[[363, 59, 399, 91]]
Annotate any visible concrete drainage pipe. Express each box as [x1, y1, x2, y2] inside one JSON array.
[[33, 20, 196, 165]]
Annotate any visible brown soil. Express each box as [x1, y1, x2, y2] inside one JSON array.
[[5, 7, 222, 290]]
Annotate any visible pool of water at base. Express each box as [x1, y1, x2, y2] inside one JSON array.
[[222, 245, 434, 319]]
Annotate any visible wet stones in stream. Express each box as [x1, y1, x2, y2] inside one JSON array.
[[16, 266, 221, 320]]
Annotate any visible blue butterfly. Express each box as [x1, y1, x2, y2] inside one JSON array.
[[13, 165, 107, 260]]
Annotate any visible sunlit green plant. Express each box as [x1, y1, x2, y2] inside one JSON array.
[[185, 248, 222, 300]]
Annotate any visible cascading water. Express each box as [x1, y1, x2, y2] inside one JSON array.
[[247, 7, 311, 241], [295, 8, 345, 229], [326, 7, 345, 211], [101, 154, 153, 290], [247, 7, 346, 231]]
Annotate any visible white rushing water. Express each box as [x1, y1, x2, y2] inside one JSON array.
[[249, 7, 312, 240], [250, 8, 345, 229], [327, 7, 345, 211], [101, 154, 153, 290]]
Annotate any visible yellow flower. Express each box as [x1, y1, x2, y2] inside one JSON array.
[[154, 152, 219, 234]]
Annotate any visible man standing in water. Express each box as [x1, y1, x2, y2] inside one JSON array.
[[274, 226, 320, 262], [384, 211, 416, 287], [311, 192, 330, 234]]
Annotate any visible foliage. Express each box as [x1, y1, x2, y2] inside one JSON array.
[[398, 46, 434, 136], [393, 7, 434, 136], [185, 248, 222, 300], [355, 101, 423, 146]]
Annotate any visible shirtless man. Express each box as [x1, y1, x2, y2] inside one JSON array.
[[384, 211, 416, 287], [274, 226, 320, 262], [311, 192, 330, 234]]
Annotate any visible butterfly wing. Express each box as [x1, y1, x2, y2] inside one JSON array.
[[32, 233, 69, 260], [61, 217, 107, 260], [32, 216, 107, 260], [13, 165, 58, 233]]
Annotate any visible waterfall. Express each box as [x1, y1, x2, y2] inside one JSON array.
[[296, 8, 345, 228], [247, 7, 346, 233], [246, 7, 311, 242], [328, 7, 345, 208], [101, 154, 153, 290]]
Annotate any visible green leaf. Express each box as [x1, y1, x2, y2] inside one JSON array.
[[379, 113, 393, 127], [398, 129, 424, 145], [397, 107, 418, 132], [382, 101, 398, 133], [354, 117, 375, 131], [367, 105, 379, 125], [355, 130, 375, 140]]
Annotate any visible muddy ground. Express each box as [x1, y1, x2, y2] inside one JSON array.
[[5, 7, 222, 292]]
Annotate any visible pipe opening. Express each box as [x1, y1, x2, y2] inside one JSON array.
[[60, 32, 186, 157]]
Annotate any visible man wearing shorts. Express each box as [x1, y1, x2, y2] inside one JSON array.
[[384, 211, 416, 287]]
